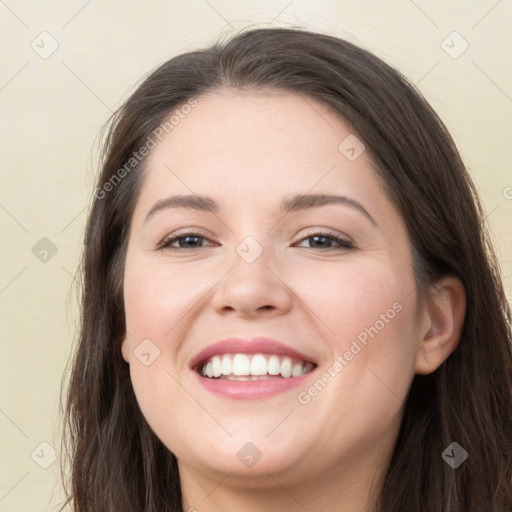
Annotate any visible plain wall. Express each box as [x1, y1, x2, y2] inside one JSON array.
[[0, 1, 510, 510]]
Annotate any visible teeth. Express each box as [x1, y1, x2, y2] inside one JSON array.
[[291, 362, 303, 377], [303, 362, 314, 374], [268, 355, 281, 375], [221, 354, 232, 375], [212, 356, 222, 378], [280, 358, 292, 378], [250, 354, 268, 376], [232, 354, 250, 375], [199, 353, 315, 379]]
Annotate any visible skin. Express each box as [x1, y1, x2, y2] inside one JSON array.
[[120, 89, 466, 512]]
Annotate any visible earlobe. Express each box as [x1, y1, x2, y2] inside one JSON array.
[[414, 276, 466, 375]]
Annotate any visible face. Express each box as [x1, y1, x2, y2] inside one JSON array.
[[120, 89, 426, 490]]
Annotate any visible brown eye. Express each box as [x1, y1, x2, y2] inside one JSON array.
[[158, 232, 214, 250]]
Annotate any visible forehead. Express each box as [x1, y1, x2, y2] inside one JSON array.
[[157, 89, 353, 161], [133, 89, 391, 220]]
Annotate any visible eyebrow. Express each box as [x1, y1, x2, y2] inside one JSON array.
[[144, 193, 377, 226]]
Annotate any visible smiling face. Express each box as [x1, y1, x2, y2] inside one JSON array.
[[120, 89, 429, 500]]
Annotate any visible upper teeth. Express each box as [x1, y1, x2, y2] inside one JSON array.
[[200, 353, 314, 379]]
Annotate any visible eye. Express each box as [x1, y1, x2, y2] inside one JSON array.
[[157, 230, 354, 251], [294, 231, 354, 250], [157, 232, 215, 250]]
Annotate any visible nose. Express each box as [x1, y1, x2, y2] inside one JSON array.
[[210, 240, 293, 319]]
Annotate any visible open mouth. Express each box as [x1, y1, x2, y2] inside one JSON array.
[[196, 353, 317, 381]]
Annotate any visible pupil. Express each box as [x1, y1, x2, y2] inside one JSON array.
[[311, 236, 328, 248], [182, 236, 199, 247]]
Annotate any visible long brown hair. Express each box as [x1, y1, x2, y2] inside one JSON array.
[[60, 26, 512, 511]]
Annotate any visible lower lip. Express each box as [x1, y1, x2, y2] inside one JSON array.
[[192, 369, 316, 399]]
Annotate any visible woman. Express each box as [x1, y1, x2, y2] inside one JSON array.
[[60, 27, 512, 511]]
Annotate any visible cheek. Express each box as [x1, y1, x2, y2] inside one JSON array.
[[289, 261, 418, 450], [295, 258, 418, 400], [122, 258, 216, 452], [123, 258, 205, 341], [293, 258, 414, 343], [123, 263, 200, 459]]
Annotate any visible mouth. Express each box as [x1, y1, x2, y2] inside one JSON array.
[[189, 337, 319, 399], [196, 353, 316, 380]]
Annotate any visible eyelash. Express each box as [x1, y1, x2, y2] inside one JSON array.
[[157, 230, 354, 251]]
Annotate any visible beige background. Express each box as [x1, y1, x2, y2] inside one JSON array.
[[0, 1, 510, 510]]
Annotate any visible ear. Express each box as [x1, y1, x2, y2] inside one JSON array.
[[414, 276, 466, 375], [121, 334, 130, 364]]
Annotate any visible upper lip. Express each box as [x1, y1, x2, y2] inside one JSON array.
[[189, 337, 318, 370]]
